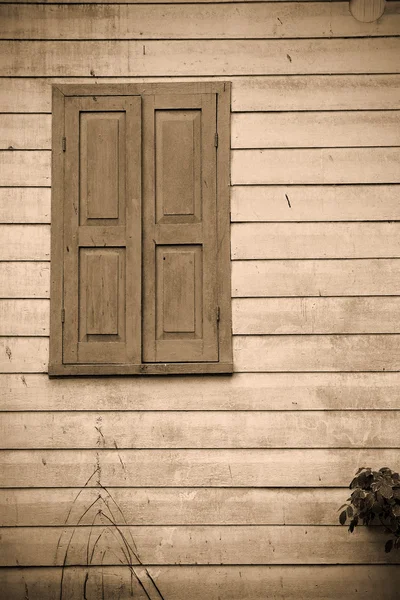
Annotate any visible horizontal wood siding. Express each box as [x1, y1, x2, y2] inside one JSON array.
[[1, 2, 399, 598]]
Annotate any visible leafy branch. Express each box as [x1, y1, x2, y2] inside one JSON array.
[[339, 467, 400, 553]]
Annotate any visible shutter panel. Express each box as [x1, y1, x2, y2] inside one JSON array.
[[142, 94, 219, 362], [63, 96, 141, 364]]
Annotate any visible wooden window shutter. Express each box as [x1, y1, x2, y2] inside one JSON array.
[[62, 96, 142, 364], [142, 94, 219, 362]]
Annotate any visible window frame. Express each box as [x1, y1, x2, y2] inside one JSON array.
[[49, 82, 232, 376]]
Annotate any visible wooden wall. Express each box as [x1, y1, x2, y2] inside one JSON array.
[[1, 1, 400, 598]]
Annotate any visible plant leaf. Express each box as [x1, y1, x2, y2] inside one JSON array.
[[385, 539, 394, 553], [339, 510, 347, 526]]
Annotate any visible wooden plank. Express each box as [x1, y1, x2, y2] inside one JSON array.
[[231, 185, 400, 222], [0, 300, 49, 335], [232, 223, 400, 259], [0, 488, 350, 526], [1, 410, 399, 449], [0, 338, 47, 373], [231, 148, 400, 185], [1, 565, 400, 600], [1, 525, 399, 566], [1, 38, 399, 77], [1, 3, 399, 40], [0, 151, 50, 186], [2, 75, 400, 113], [0, 188, 50, 223], [234, 334, 400, 372], [0, 114, 51, 150], [0, 225, 49, 260], [233, 297, 400, 335], [232, 111, 400, 149], [3, 372, 400, 411], [6, 111, 400, 153], [1, 448, 398, 488], [232, 259, 400, 297], [9, 332, 400, 373], [0, 262, 50, 298], [232, 74, 400, 111]]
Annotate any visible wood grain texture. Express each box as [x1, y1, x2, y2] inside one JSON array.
[[0, 151, 50, 186], [233, 297, 400, 334], [1, 448, 398, 487], [232, 74, 400, 111], [3, 372, 400, 411], [232, 111, 400, 149], [1, 3, 399, 40], [9, 111, 400, 152], [231, 148, 400, 185], [232, 259, 400, 297], [10, 487, 358, 529], [1, 410, 399, 449], [0, 225, 49, 260], [1, 525, 399, 566], [0, 262, 50, 298], [0, 300, 49, 335], [2, 565, 400, 600], [1, 38, 399, 77], [231, 185, 400, 222], [0, 338, 48, 373], [0, 114, 51, 150], [2, 75, 400, 113], [0, 488, 350, 526], [234, 334, 400, 372], [0, 188, 50, 223], [232, 223, 400, 259]]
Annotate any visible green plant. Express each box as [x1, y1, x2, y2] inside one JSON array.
[[339, 467, 400, 553]]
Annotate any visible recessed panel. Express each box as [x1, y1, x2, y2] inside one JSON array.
[[79, 248, 125, 342], [155, 111, 201, 223], [156, 245, 202, 340], [80, 112, 125, 224]]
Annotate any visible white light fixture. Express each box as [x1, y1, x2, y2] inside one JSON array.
[[349, 0, 386, 22]]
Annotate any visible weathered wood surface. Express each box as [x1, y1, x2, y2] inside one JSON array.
[[0, 225, 50, 260], [0, 488, 349, 526], [2, 75, 400, 113], [1, 525, 399, 566], [4, 296, 400, 336], [232, 148, 400, 184], [0, 114, 51, 150], [0, 300, 49, 335], [1, 448, 398, 487], [7, 223, 400, 263], [0, 188, 50, 223], [231, 185, 400, 222], [1, 38, 399, 76], [7, 147, 399, 188], [234, 335, 400, 372], [0, 262, 50, 298], [4, 334, 400, 373], [232, 111, 400, 149], [0, 338, 48, 373], [232, 223, 400, 259], [2, 3, 399, 40], [232, 259, 400, 297], [1, 410, 399, 449], [0, 151, 50, 186], [2, 565, 400, 600], [233, 297, 400, 334], [7, 112, 400, 152], [3, 372, 400, 411]]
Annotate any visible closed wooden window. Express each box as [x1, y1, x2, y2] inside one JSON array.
[[49, 83, 232, 375]]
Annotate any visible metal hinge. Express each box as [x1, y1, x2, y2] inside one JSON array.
[[61, 309, 65, 323], [214, 132, 218, 148], [62, 137, 66, 152], [216, 306, 220, 322]]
